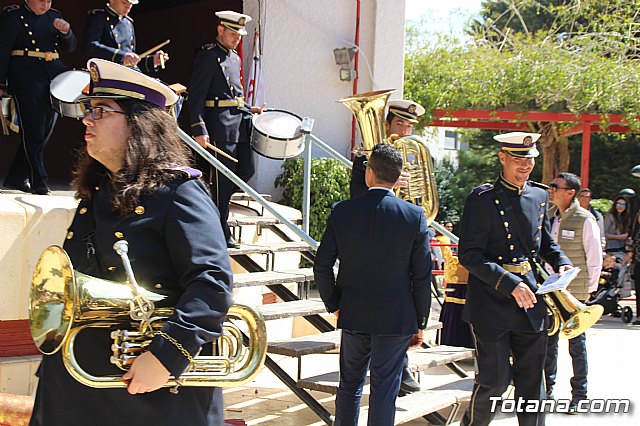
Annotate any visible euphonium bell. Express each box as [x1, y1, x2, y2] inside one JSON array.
[[338, 90, 439, 223], [29, 245, 267, 389], [533, 262, 603, 339], [544, 288, 603, 340]]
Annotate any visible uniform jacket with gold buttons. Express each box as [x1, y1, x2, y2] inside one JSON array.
[[187, 40, 251, 143], [0, 2, 76, 98], [458, 176, 572, 332], [63, 172, 233, 376], [83, 6, 155, 72]]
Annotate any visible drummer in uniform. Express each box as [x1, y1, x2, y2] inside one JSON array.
[[349, 99, 424, 198], [457, 132, 573, 426], [0, 0, 76, 195], [83, 0, 168, 72], [187, 10, 263, 249]]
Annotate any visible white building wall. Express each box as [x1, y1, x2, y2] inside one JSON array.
[[242, 0, 406, 197]]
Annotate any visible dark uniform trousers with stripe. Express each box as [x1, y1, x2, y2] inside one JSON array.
[[188, 41, 255, 242], [0, 4, 76, 190], [458, 176, 572, 426]]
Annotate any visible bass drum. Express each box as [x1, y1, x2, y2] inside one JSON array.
[[251, 109, 304, 160], [50, 70, 90, 119]]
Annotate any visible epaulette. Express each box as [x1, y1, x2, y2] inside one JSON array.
[[472, 183, 494, 195], [50, 7, 61, 14], [171, 165, 202, 179], [529, 181, 549, 190], [87, 9, 105, 15], [124, 15, 133, 23], [2, 5, 20, 13], [201, 43, 214, 51]]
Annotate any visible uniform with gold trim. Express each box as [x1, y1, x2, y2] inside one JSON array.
[[187, 10, 254, 248], [458, 132, 572, 426], [0, 1, 76, 194], [29, 58, 233, 426], [83, 4, 156, 72]]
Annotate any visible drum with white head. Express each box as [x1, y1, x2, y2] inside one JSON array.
[[251, 109, 304, 159], [50, 70, 91, 119]]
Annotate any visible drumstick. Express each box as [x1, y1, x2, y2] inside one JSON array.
[[205, 142, 239, 163], [138, 39, 170, 59], [1, 115, 8, 136]]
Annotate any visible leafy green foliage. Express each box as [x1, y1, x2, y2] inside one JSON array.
[[274, 158, 350, 241], [591, 198, 612, 216], [568, 133, 640, 200]]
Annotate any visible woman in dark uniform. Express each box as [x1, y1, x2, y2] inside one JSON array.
[[29, 58, 233, 426]]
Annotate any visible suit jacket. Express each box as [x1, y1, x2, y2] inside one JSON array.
[[0, 3, 76, 98], [187, 41, 250, 143], [459, 176, 572, 332], [314, 188, 432, 335]]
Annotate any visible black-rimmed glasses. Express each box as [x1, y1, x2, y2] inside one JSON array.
[[83, 106, 126, 120]]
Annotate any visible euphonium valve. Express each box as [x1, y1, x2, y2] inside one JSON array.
[[393, 135, 439, 224], [29, 245, 267, 389]]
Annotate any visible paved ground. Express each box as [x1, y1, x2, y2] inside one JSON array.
[[222, 298, 640, 425]]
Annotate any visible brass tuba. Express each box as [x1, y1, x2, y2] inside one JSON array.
[[338, 90, 439, 223], [29, 244, 267, 390], [533, 262, 604, 339]]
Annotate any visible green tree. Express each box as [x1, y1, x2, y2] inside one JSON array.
[[405, 0, 640, 183]]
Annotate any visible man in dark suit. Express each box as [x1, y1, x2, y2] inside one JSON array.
[[0, 0, 76, 195], [458, 132, 573, 426], [187, 10, 263, 249], [83, 0, 168, 72], [314, 144, 432, 426]]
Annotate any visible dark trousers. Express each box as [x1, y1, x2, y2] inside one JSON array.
[[5, 96, 57, 188], [462, 325, 546, 426], [197, 141, 254, 241], [335, 330, 411, 426], [545, 330, 587, 402], [349, 155, 367, 199]]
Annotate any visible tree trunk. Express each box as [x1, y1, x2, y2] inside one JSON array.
[[534, 122, 569, 184]]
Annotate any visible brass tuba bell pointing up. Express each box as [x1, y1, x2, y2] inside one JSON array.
[[338, 90, 439, 224], [29, 244, 267, 390]]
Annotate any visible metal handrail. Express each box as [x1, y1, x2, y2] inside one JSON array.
[[177, 128, 318, 249]]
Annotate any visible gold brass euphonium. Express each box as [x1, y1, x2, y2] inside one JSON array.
[[533, 262, 603, 339], [29, 244, 267, 389], [338, 90, 439, 223]]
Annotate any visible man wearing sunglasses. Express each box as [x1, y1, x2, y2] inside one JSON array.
[[544, 172, 601, 414], [458, 132, 572, 426]]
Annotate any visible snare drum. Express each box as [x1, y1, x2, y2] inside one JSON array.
[[251, 109, 304, 159], [50, 70, 90, 119]]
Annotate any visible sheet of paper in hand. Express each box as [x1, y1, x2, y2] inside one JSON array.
[[536, 267, 581, 294]]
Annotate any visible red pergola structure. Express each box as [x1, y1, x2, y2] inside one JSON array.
[[427, 109, 638, 187]]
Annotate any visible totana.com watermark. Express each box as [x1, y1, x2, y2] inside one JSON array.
[[490, 397, 631, 414]]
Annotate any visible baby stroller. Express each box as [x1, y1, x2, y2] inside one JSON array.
[[587, 264, 634, 323]]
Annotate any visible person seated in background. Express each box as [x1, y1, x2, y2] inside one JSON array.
[[596, 254, 620, 296]]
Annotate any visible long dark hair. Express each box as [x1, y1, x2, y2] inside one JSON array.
[[72, 99, 193, 216], [607, 195, 632, 233]]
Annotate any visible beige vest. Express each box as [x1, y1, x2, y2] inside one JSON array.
[[548, 200, 593, 300]]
